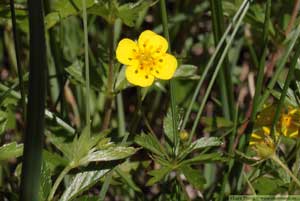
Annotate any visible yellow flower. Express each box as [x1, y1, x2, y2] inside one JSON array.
[[116, 30, 177, 87], [250, 127, 276, 158], [279, 108, 300, 138]]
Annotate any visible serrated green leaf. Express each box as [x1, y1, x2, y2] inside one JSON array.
[[180, 165, 206, 190], [65, 61, 85, 86], [43, 150, 69, 171], [134, 133, 167, 157], [190, 137, 223, 150], [180, 152, 224, 166], [146, 166, 172, 186], [87, 1, 110, 22], [253, 177, 285, 194], [0, 142, 23, 161], [80, 146, 137, 164], [39, 162, 52, 201], [173, 64, 198, 79], [116, 0, 152, 27], [116, 168, 141, 192], [60, 169, 110, 201]]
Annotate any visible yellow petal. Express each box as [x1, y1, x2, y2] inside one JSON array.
[[251, 133, 262, 140], [151, 53, 177, 80], [138, 30, 168, 55], [125, 64, 154, 87], [116, 38, 139, 65], [262, 127, 271, 135]]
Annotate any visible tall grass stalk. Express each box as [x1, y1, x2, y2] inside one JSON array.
[[209, 0, 232, 120], [9, 0, 26, 115], [181, 0, 249, 132], [188, 1, 250, 143], [160, 0, 179, 156], [82, 0, 91, 132], [19, 0, 47, 200], [251, 0, 271, 118]]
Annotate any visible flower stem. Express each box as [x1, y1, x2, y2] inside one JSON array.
[[271, 154, 300, 189], [47, 165, 73, 201]]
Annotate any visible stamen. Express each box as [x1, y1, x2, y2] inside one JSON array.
[[134, 70, 138, 74], [145, 75, 149, 79]]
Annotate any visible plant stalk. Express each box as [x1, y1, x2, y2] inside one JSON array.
[[20, 0, 47, 200]]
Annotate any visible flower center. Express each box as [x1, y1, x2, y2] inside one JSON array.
[[137, 49, 156, 73]]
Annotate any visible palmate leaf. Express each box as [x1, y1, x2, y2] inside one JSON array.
[[60, 169, 110, 201], [48, 127, 104, 162], [173, 64, 199, 79]]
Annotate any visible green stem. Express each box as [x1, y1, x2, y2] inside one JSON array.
[[20, 0, 47, 199], [9, 0, 26, 116], [188, 1, 250, 144], [101, 23, 115, 130], [82, 0, 91, 132], [160, 0, 179, 156], [47, 165, 73, 201], [117, 93, 125, 136], [271, 154, 300, 189], [270, 41, 300, 139], [181, 0, 249, 131]]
